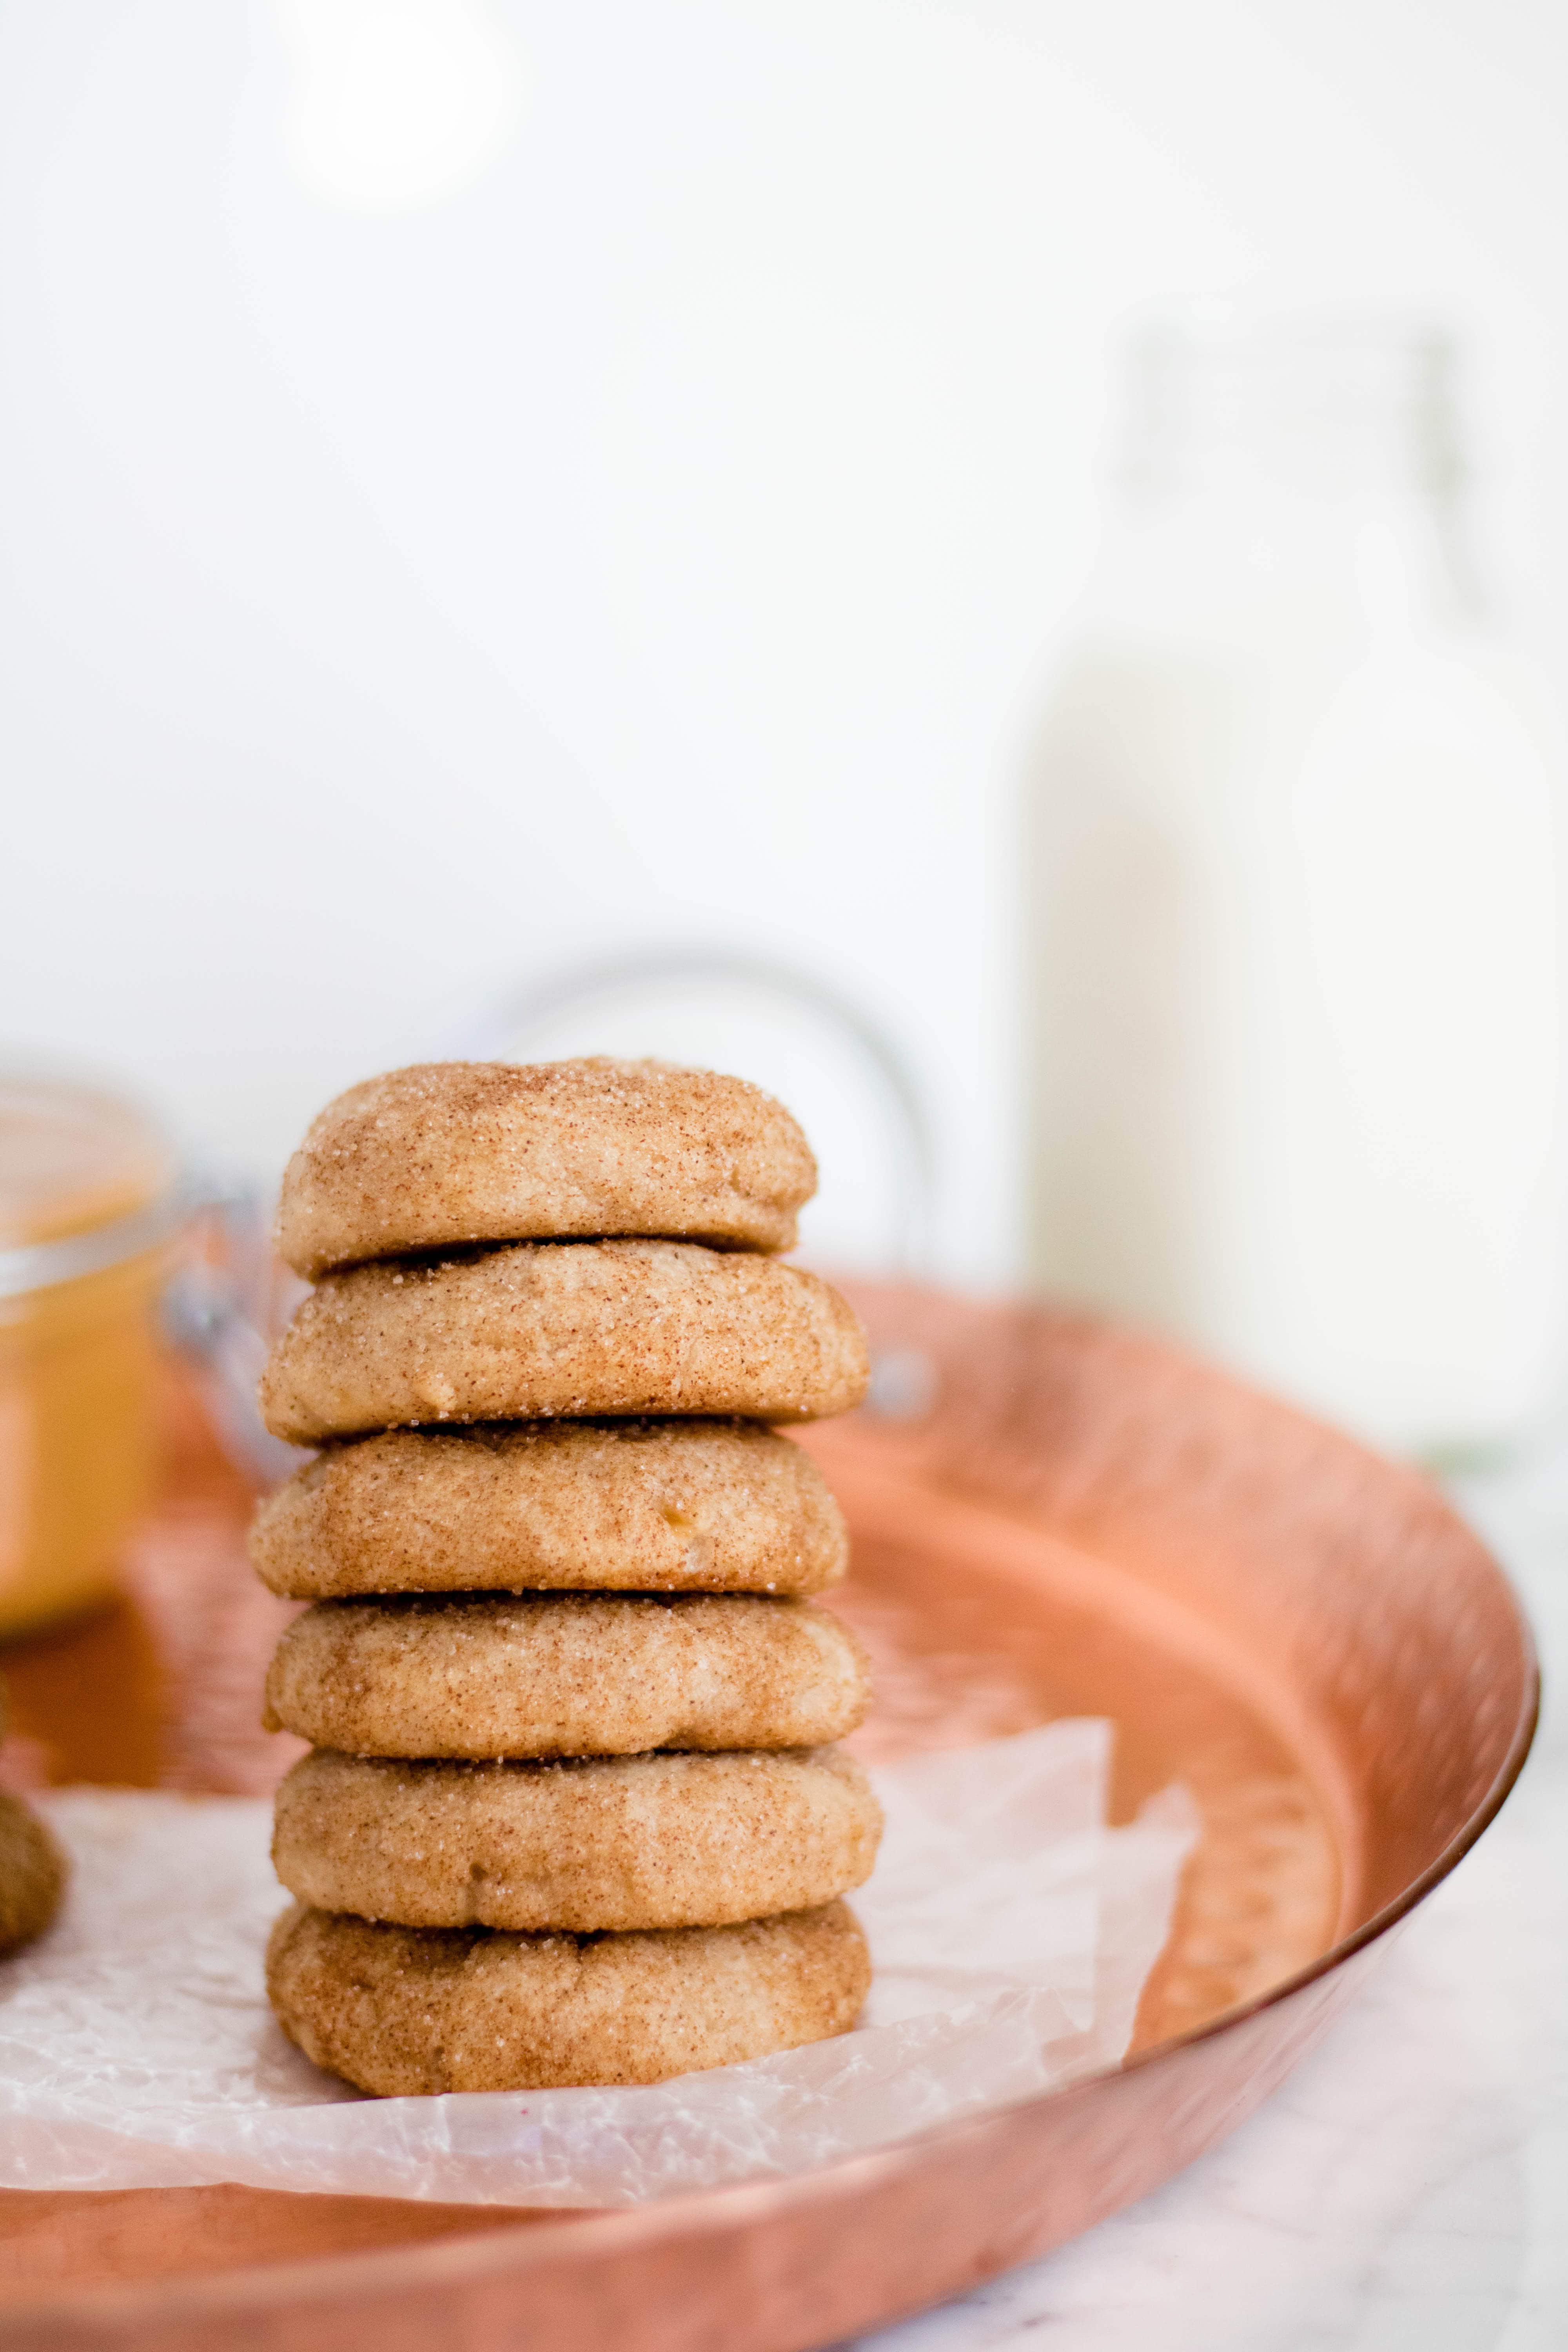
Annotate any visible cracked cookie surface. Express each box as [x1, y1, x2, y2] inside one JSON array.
[[264, 1591, 870, 1758], [259, 1240, 869, 1444], [272, 1745, 882, 1933], [275, 1057, 817, 1277], [267, 1898, 871, 2094], [250, 1419, 848, 1599]]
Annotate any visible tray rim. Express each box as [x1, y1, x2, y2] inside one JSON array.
[[3, 1613, 1537, 2342], [0, 1310, 1542, 2339], [2, 1646, 1537, 2334]]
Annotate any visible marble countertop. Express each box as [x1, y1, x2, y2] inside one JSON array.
[[849, 1453, 1568, 2352]]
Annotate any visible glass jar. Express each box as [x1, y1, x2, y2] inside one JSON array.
[[1023, 308, 1566, 1459], [0, 1073, 178, 1635]]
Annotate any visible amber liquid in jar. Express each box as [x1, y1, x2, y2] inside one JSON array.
[[0, 1076, 175, 1636]]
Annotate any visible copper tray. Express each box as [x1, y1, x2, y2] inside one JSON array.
[[0, 1282, 1536, 2352]]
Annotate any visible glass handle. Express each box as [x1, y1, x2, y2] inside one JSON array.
[[163, 1176, 308, 1487]]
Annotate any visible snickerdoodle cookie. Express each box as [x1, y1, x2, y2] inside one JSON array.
[[250, 1421, 847, 1601], [267, 1898, 870, 2094], [0, 1790, 66, 1958], [275, 1059, 817, 1278], [264, 1593, 871, 1759], [258, 1241, 869, 1445], [272, 1746, 882, 1933]]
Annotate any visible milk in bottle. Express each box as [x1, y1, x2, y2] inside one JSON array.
[[1024, 312, 1565, 1457]]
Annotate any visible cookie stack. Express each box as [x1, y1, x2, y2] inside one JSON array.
[[250, 1059, 881, 2097]]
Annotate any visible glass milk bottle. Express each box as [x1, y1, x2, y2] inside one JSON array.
[[1023, 311, 1566, 1458]]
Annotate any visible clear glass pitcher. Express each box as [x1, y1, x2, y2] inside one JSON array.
[[1023, 307, 1568, 1459]]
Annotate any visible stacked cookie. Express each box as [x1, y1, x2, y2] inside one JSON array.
[[250, 1059, 880, 2097], [0, 1682, 66, 1960]]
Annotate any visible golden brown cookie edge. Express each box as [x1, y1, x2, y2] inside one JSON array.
[[271, 1746, 884, 1933], [0, 1791, 67, 1958], [262, 1591, 871, 1758], [249, 1420, 850, 1600], [266, 1898, 871, 2094]]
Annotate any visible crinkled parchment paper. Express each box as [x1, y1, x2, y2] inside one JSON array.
[[0, 1722, 1196, 2206]]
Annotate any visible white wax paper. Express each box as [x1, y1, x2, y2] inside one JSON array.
[[0, 1722, 1196, 2207]]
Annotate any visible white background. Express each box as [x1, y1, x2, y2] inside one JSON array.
[[4, 0, 1568, 1279]]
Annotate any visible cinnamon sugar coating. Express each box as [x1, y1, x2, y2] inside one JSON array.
[[258, 1058, 877, 2094], [266, 1899, 870, 2094], [263, 1592, 870, 1759], [272, 1746, 882, 1933], [0, 1791, 66, 1957], [258, 1240, 869, 1444], [249, 1421, 848, 1599], [274, 1059, 818, 1278]]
